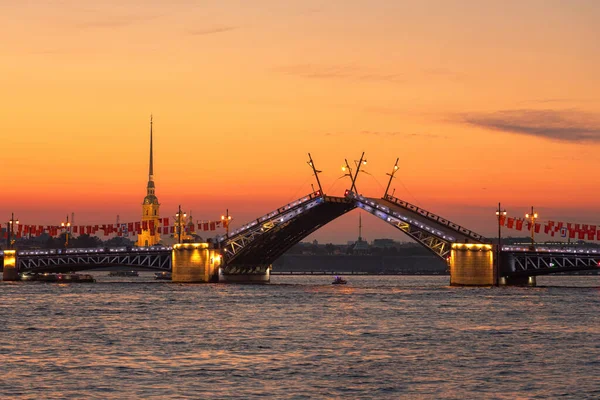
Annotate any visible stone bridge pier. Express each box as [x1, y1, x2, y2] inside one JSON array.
[[171, 243, 221, 283], [449, 243, 536, 286], [2, 250, 18, 281]]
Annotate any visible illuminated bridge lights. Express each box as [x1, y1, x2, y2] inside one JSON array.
[[451, 243, 493, 251]]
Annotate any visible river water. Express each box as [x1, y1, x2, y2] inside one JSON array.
[[1, 274, 599, 399]]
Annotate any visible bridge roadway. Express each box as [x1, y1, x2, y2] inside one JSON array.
[[2, 191, 599, 281]]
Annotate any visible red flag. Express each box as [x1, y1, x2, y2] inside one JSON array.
[[142, 221, 148, 230], [507, 218, 514, 229], [569, 229, 576, 239], [516, 219, 524, 231], [544, 224, 550, 234], [210, 222, 216, 231], [170, 226, 175, 234], [575, 224, 581, 232], [158, 227, 162, 234], [149, 220, 155, 230], [578, 231, 585, 240], [135, 222, 140, 231], [591, 225, 597, 234], [499, 215, 506, 226], [556, 222, 563, 231], [583, 224, 589, 232], [202, 222, 208, 231], [24, 226, 29, 234], [534, 223, 541, 234], [597, 230, 600, 241], [128, 222, 134, 232], [588, 232, 595, 240], [73, 226, 78, 233], [550, 230, 555, 237], [163, 217, 169, 226]]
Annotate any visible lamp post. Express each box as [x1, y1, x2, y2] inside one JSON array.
[[384, 157, 400, 198], [7, 212, 19, 249], [525, 207, 538, 251], [307, 153, 323, 195], [221, 209, 232, 236], [61, 215, 71, 248], [175, 205, 187, 244], [495, 203, 507, 286]]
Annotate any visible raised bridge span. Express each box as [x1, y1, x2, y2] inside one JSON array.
[[3, 191, 599, 284]]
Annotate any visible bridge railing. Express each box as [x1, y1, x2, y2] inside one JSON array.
[[219, 191, 323, 243], [380, 193, 485, 242]]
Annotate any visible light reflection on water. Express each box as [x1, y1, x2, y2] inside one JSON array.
[[1, 274, 599, 399]]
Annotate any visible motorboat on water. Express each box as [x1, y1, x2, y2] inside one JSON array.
[[108, 271, 139, 277], [332, 276, 347, 285], [154, 272, 172, 280]]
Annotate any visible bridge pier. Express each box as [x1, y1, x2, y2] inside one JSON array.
[[499, 276, 537, 287], [171, 243, 221, 283], [449, 243, 495, 286], [2, 250, 18, 281]]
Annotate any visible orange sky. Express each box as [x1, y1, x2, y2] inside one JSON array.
[[1, 1, 600, 242]]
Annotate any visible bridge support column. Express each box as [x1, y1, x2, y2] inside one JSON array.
[[172, 243, 221, 283], [2, 250, 18, 281], [499, 276, 537, 287], [449, 243, 495, 286]]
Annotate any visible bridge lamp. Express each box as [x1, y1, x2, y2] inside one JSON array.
[[7, 214, 19, 249], [221, 209, 232, 236], [495, 204, 507, 287], [61, 216, 71, 248], [525, 207, 538, 251]]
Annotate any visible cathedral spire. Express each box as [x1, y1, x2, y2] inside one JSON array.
[[149, 114, 154, 181]]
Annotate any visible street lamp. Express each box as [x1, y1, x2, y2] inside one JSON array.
[[221, 209, 232, 236], [384, 157, 400, 197], [495, 203, 507, 286], [61, 215, 71, 248], [525, 207, 538, 251], [175, 205, 187, 244], [7, 212, 19, 249]]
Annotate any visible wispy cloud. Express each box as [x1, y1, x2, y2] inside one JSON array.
[[461, 109, 600, 143], [187, 26, 238, 36], [274, 64, 404, 84]]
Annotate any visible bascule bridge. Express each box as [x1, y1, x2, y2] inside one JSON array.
[[3, 154, 600, 285]]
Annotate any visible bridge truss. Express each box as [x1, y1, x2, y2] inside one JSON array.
[[220, 192, 355, 272], [347, 192, 486, 259], [16, 247, 172, 273], [502, 250, 600, 276]]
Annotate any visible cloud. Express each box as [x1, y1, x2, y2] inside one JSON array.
[[187, 26, 238, 36], [274, 64, 404, 84], [461, 109, 600, 142]]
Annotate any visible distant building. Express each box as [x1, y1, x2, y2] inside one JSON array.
[[137, 116, 161, 247], [372, 238, 397, 248]]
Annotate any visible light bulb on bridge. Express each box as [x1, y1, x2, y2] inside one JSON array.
[[341, 166, 346, 171], [363, 160, 367, 165]]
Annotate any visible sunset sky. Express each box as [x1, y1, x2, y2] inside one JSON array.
[[2, 0, 600, 243]]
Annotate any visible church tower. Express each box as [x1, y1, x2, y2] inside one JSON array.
[[137, 116, 161, 246]]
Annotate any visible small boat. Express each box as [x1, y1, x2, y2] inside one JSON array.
[[332, 276, 347, 285], [154, 272, 172, 280], [108, 271, 139, 277]]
